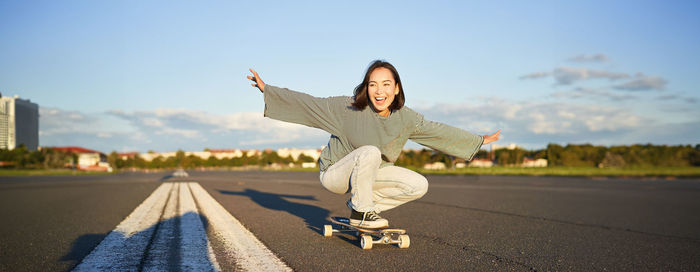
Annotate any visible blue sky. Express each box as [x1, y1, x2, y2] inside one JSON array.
[[1, 0, 699, 153]]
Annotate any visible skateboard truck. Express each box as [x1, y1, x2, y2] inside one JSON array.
[[323, 217, 410, 250]]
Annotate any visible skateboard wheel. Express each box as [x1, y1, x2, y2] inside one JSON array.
[[323, 225, 333, 237], [360, 235, 373, 250], [398, 234, 410, 249]]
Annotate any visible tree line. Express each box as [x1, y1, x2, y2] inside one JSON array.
[[106, 150, 317, 170], [0, 145, 77, 169], [1, 143, 699, 170], [544, 143, 700, 167], [374, 143, 700, 168]]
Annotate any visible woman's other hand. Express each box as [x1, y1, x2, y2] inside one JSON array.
[[247, 68, 265, 93], [483, 129, 501, 145]]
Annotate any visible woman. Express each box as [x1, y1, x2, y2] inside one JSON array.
[[247, 60, 501, 228]]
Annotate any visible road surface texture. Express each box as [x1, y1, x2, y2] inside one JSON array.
[[1, 171, 699, 271]]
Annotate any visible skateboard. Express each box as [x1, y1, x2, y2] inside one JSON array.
[[323, 216, 409, 249]]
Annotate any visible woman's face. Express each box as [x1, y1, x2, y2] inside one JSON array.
[[367, 67, 399, 117]]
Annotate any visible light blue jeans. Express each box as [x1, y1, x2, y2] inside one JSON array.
[[319, 145, 429, 213]]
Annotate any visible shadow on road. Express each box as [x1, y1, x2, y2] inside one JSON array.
[[218, 189, 330, 234], [60, 233, 108, 266], [61, 212, 214, 272], [159, 174, 174, 181]]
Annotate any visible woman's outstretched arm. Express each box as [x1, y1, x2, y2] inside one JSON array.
[[244, 68, 344, 135], [408, 108, 502, 161]]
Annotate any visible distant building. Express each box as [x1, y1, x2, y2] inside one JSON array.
[[491, 143, 520, 151], [209, 149, 243, 159], [51, 146, 112, 172], [276, 148, 322, 161], [0, 95, 39, 151], [138, 149, 248, 161], [188, 151, 211, 160], [522, 158, 547, 167], [139, 152, 161, 162], [117, 152, 139, 160], [245, 149, 261, 157], [469, 159, 494, 168], [423, 162, 446, 170], [149, 152, 177, 161], [301, 162, 317, 168]]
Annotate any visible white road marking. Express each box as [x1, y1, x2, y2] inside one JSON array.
[[180, 182, 221, 271], [74, 181, 289, 271], [141, 182, 220, 271], [73, 182, 174, 271], [188, 182, 292, 271], [142, 182, 180, 271]]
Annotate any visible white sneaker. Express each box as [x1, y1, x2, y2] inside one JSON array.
[[349, 209, 389, 229]]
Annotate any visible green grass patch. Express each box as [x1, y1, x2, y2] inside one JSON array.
[[262, 165, 700, 177], [267, 167, 320, 172], [252, 165, 700, 177], [0, 169, 114, 177], [413, 166, 700, 177]]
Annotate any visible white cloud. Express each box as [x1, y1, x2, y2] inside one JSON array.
[[42, 106, 333, 152], [108, 109, 314, 135], [567, 54, 610, 63], [106, 109, 328, 151], [519, 72, 550, 80], [40, 107, 150, 152], [656, 95, 678, 100], [519, 57, 671, 103], [154, 127, 202, 139], [552, 88, 638, 101], [519, 67, 629, 85], [413, 98, 652, 148], [655, 93, 697, 104], [40, 107, 100, 136], [614, 73, 667, 91], [142, 117, 164, 127], [552, 67, 629, 85]]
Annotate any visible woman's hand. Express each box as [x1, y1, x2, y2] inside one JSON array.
[[483, 129, 501, 145], [247, 68, 265, 93]]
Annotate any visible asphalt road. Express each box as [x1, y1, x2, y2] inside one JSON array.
[[0, 173, 163, 272], [1, 171, 699, 271]]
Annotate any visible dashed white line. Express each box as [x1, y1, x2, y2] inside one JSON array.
[[142, 182, 181, 271], [180, 182, 221, 271], [73, 182, 173, 271], [188, 182, 292, 271], [73, 182, 290, 271]]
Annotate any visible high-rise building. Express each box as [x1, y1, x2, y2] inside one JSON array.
[[0, 94, 39, 151]]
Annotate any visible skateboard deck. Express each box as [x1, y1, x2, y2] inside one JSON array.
[[323, 216, 409, 249]]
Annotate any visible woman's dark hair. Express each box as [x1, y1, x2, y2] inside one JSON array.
[[351, 60, 405, 111]]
